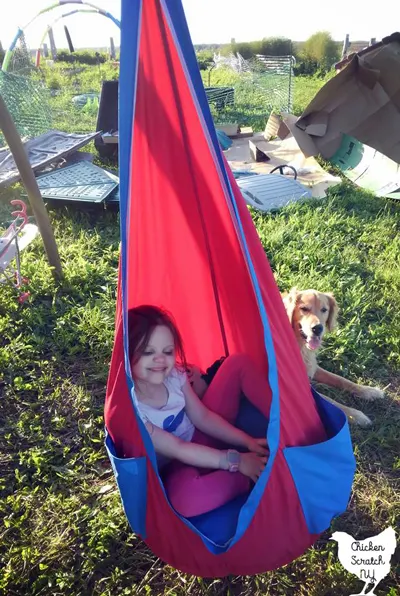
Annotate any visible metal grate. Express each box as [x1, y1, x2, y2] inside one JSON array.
[[36, 162, 118, 203], [237, 173, 311, 212]]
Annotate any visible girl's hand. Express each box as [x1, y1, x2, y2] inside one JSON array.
[[186, 364, 208, 398], [239, 452, 267, 483], [246, 436, 268, 456]]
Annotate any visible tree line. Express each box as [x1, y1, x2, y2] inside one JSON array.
[[196, 31, 341, 76], [0, 31, 340, 74]]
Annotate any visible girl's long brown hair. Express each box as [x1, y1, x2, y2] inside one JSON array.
[[127, 305, 187, 370]]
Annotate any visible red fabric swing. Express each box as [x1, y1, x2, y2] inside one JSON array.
[[104, 0, 356, 577]]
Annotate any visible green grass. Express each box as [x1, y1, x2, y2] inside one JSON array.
[[0, 65, 399, 595], [292, 73, 334, 115], [32, 62, 119, 133]]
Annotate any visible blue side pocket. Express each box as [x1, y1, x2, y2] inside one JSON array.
[[105, 431, 148, 538], [283, 391, 356, 534]]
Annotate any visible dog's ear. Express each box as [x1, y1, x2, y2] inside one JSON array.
[[326, 293, 339, 331], [282, 287, 300, 327]]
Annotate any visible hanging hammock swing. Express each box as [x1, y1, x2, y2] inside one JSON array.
[[104, 0, 356, 578]]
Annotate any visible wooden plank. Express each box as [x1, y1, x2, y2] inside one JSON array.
[[231, 127, 253, 139]]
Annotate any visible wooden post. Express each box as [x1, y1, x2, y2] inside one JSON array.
[[48, 28, 57, 60], [64, 26, 74, 53], [43, 42, 49, 58], [342, 34, 350, 59], [109, 37, 116, 60], [0, 94, 62, 279]]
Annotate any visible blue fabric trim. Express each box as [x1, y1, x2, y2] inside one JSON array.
[[284, 390, 356, 534], [119, 0, 161, 476], [160, 1, 246, 237], [161, 0, 225, 157], [160, 1, 242, 243], [119, 0, 140, 405], [161, 0, 223, 169], [119, 0, 141, 408]]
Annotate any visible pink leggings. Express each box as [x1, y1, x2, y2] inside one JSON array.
[[163, 354, 272, 518]]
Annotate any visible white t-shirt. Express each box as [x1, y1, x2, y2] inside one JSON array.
[[134, 368, 195, 459]]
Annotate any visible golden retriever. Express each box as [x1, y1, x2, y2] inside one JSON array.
[[282, 288, 384, 426]]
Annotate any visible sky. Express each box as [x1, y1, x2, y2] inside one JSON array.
[[0, 0, 396, 51]]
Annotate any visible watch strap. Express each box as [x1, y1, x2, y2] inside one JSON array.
[[226, 449, 240, 472]]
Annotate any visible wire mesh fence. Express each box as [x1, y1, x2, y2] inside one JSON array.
[[205, 53, 295, 131], [0, 71, 53, 148]]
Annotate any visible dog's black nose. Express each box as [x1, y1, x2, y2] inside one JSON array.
[[312, 324, 323, 336]]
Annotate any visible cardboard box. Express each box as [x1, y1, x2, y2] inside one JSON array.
[[231, 127, 254, 139], [287, 33, 400, 163], [102, 132, 119, 144], [249, 140, 271, 162], [216, 124, 239, 137], [264, 114, 290, 141]]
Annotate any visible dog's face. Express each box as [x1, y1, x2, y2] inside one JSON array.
[[283, 288, 339, 352]]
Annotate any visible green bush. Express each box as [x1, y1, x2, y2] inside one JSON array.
[[302, 31, 339, 73], [47, 76, 62, 90], [55, 50, 107, 65], [293, 59, 319, 76], [219, 37, 292, 59], [196, 49, 214, 71]]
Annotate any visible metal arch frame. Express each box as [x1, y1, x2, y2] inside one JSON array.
[[2, 0, 121, 71]]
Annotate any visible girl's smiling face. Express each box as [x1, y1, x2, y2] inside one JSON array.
[[132, 325, 176, 384]]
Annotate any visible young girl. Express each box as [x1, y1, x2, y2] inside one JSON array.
[[129, 304, 272, 518]]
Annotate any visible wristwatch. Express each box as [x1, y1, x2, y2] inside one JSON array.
[[226, 449, 241, 473]]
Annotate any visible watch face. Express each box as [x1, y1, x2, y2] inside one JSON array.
[[227, 450, 240, 465]]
